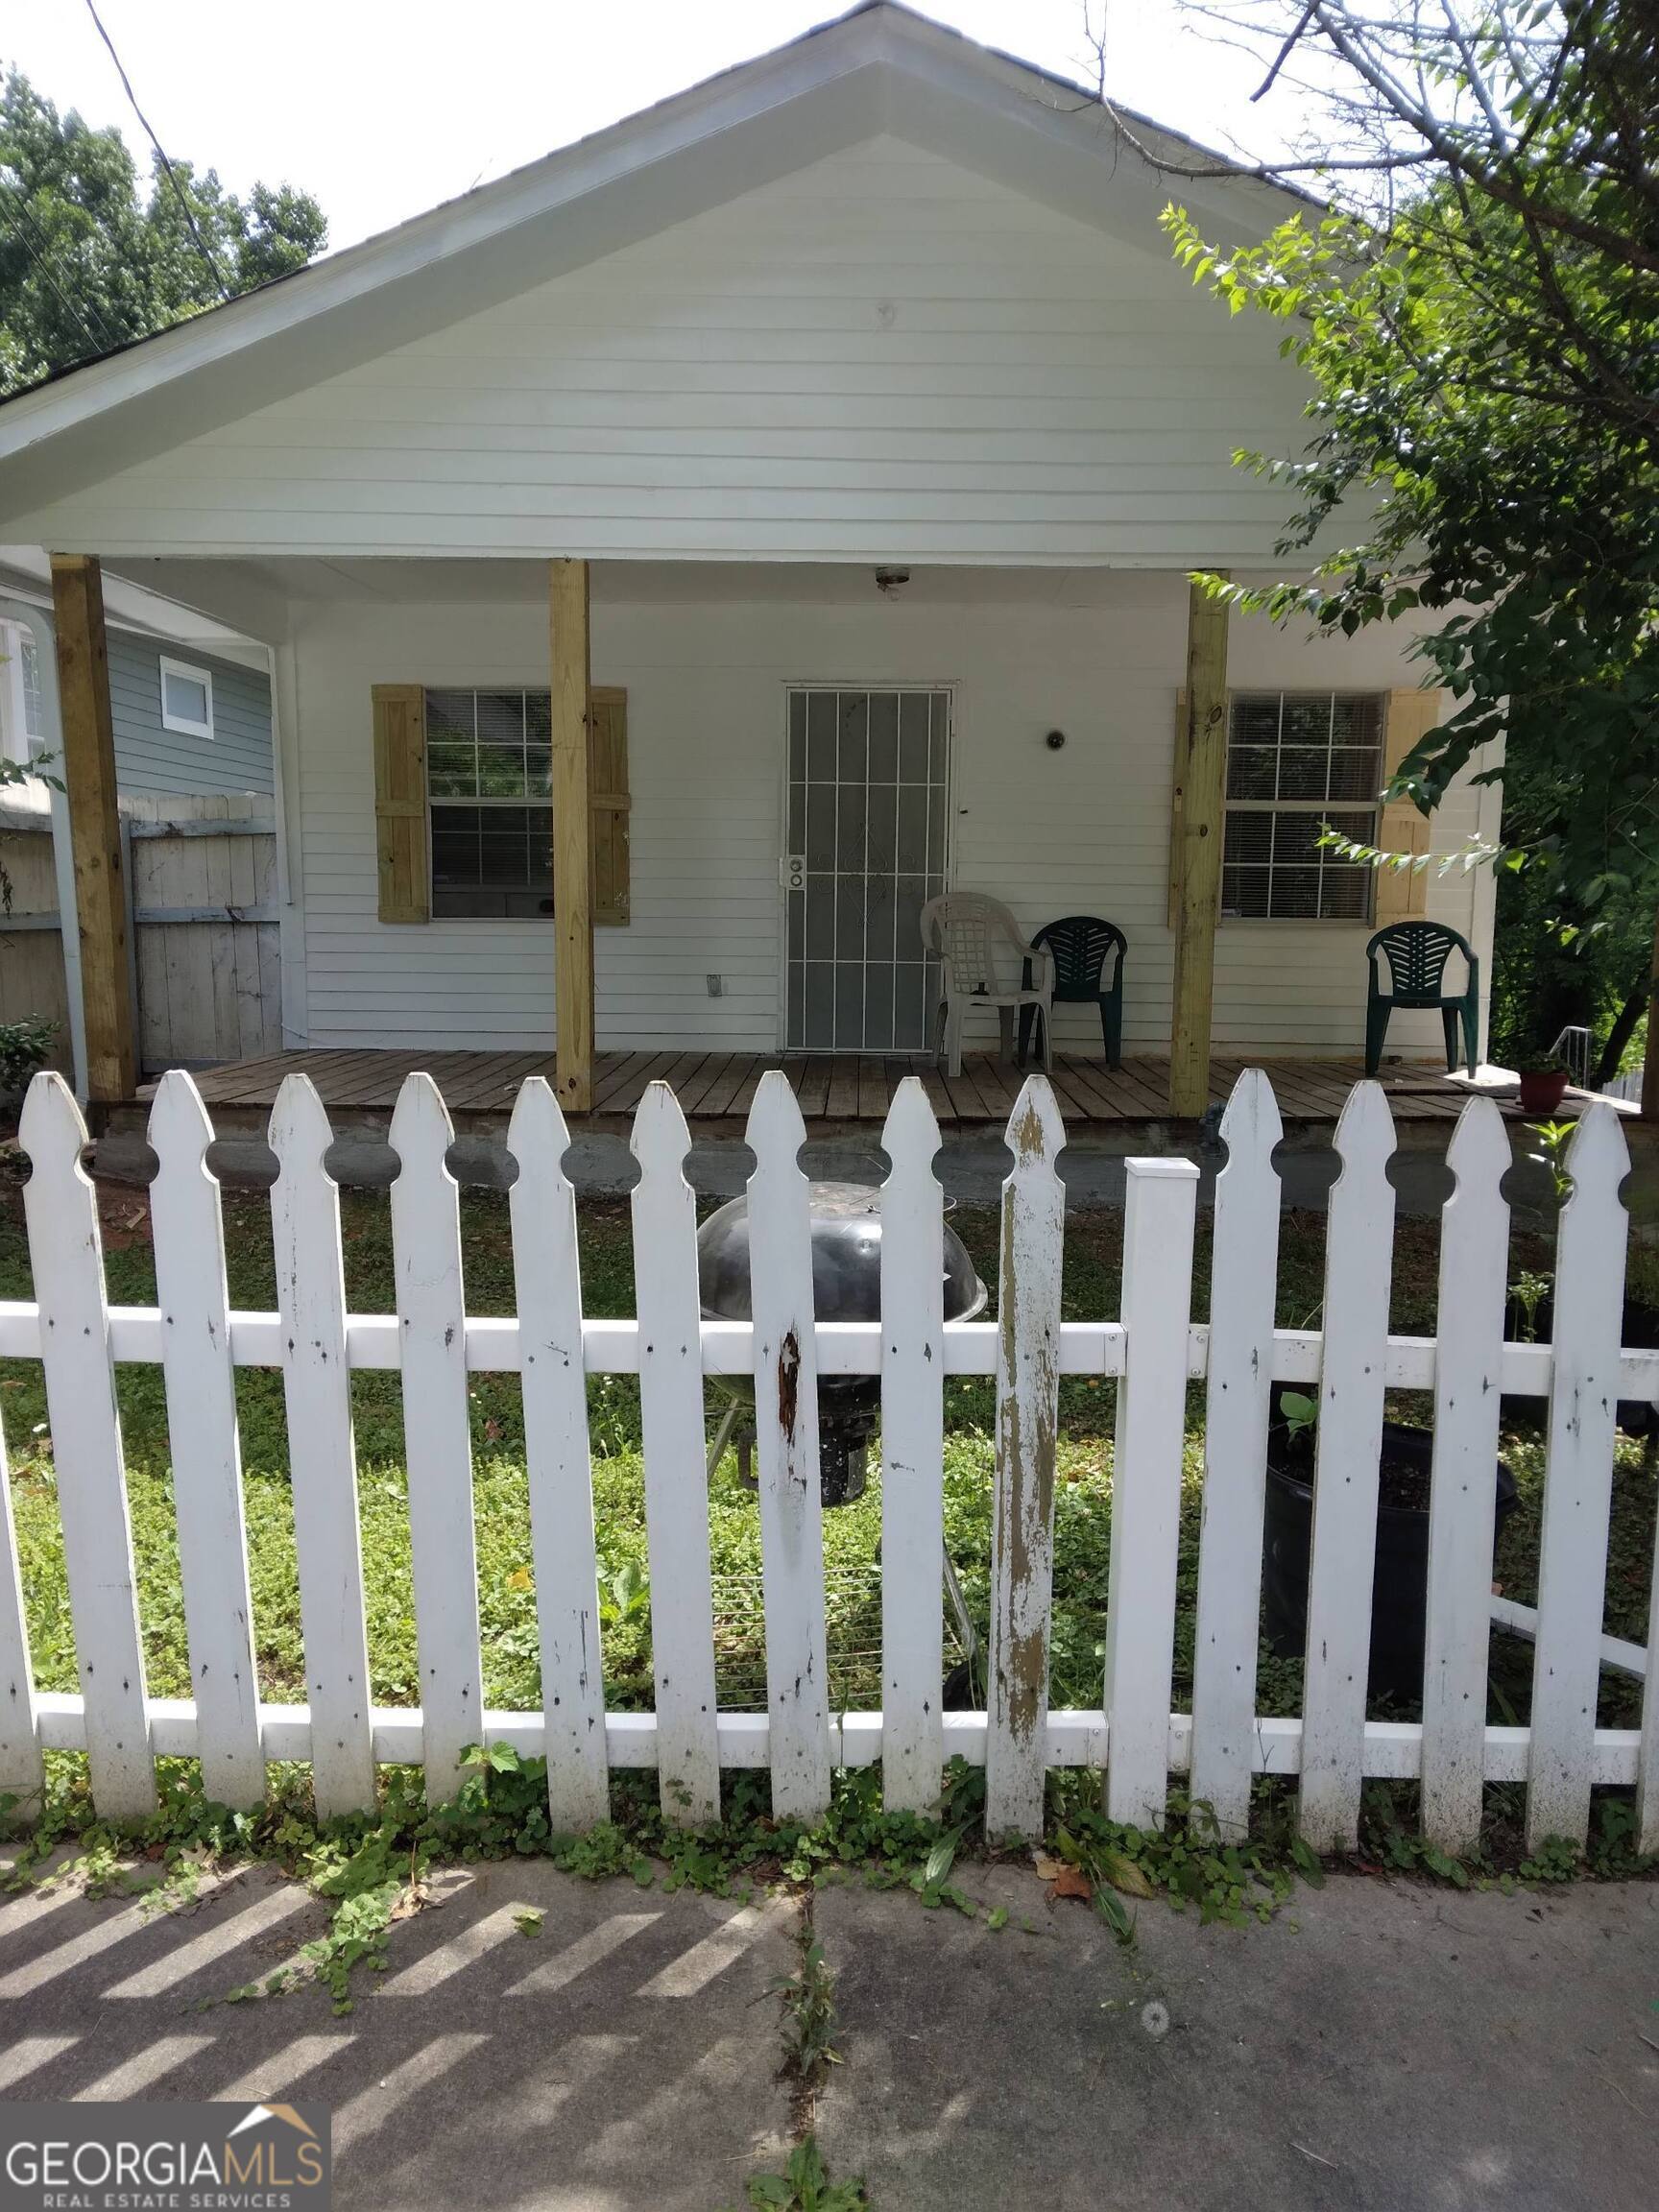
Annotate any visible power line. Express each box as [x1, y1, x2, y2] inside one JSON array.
[[0, 187, 113, 367], [83, 0, 229, 299], [2, 170, 124, 353]]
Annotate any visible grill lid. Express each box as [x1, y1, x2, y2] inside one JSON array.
[[696, 1181, 987, 1324]]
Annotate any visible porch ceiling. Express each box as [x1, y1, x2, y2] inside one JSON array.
[[98, 556, 1241, 643]]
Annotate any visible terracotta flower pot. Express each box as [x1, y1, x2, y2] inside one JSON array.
[[1517, 1067, 1571, 1115]]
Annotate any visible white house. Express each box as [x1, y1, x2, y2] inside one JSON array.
[[0, 2, 1497, 1120]]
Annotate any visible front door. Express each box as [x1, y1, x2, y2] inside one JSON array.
[[782, 686, 950, 1052]]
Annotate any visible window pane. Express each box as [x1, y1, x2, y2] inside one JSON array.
[[1224, 811, 1273, 865], [1280, 697, 1332, 747], [1277, 748, 1328, 801], [19, 633, 43, 738], [163, 668, 209, 726], [1271, 812, 1324, 865], [1332, 696, 1383, 747], [1320, 865, 1371, 920], [426, 690, 474, 743], [1227, 747, 1275, 799], [426, 742, 476, 798], [1328, 747, 1382, 802], [838, 691, 868, 781], [1229, 696, 1281, 747], [1223, 866, 1269, 918], [476, 691, 526, 794], [1272, 867, 1321, 918]]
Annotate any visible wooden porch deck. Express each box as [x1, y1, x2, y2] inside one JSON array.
[[150, 1046, 1593, 1133]]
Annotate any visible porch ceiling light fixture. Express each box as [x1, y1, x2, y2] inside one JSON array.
[[874, 567, 911, 596]]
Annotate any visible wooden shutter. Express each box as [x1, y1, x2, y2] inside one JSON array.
[[589, 685, 631, 926], [373, 684, 429, 924], [1373, 688, 1443, 926]]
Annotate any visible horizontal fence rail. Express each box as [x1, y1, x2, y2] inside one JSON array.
[[0, 1066, 1655, 1858]]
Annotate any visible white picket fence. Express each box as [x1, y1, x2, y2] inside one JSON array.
[[1, 1065, 1656, 1861]]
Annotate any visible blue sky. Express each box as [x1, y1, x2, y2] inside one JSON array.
[[4, 1, 1308, 253]]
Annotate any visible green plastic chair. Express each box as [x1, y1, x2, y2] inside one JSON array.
[[1017, 916, 1128, 1067], [1365, 921, 1479, 1076]]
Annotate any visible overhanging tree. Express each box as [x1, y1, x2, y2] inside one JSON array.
[[1098, 1, 1659, 1099], [0, 67, 326, 395]]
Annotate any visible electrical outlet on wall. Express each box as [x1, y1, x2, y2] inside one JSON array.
[[706, 974, 724, 998]]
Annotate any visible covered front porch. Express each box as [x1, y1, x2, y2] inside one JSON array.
[[144, 1044, 1584, 1138]]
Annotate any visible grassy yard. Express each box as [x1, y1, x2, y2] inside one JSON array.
[[0, 1151, 1653, 1742]]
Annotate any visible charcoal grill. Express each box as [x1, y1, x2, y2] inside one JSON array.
[[697, 1180, 987, 1507]]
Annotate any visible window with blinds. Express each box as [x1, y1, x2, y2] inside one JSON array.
[[425, 686, 556, 918], [1222, 692, 1383, 922]]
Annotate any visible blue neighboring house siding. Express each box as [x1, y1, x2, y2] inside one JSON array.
[[107, 634, 273, 796]]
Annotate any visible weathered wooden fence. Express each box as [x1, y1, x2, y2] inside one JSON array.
[[0, 794, 280, 1079], [1, 1065, 1655, 1862]]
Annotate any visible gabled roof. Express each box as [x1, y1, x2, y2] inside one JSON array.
[[0, 1, 1297, 519]]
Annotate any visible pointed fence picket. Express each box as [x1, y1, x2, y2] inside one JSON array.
[[20, 1074, 154, 1820], [148, 1070, 264, 1811], [1420, 1098, 1511, 1855], [1298, 1081, 1398, 1852], [630, 1081, 721, 1825], [1189, 1070, 1283, 1839], [745, 1074, 832, 1819], [878, 1079, 947, 1815], [985, 1076, 1065, 1843], [270, 1074, 376, 1819], [1102, 1157, 1199, 1830], [2, 1065, 1649, 1859], [508, 1079, 609, 1831], [390, 1073, 484, 1804], [1526, 1103, 1630, 1852]]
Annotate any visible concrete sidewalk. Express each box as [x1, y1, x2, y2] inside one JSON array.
[[0, 1855, 795, 2211], [1, 1852, 1654, 2209], [814, 1865, 1659, 2212]]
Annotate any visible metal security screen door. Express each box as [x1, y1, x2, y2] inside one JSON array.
[[784, 688, 950, 1050]]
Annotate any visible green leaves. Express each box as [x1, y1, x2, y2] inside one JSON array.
[[1, 65, 326, 394]]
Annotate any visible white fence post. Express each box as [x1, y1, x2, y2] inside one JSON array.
[[1188, 1070, 1282, 1839], [148, 1070, 265, 1811], [745, 1073, 831, 1819], [390, 1072, 484, 1805], [986, 1076, 1065, 1843], [1526, 1102, 1629, 1853], [1102, 1156, 1199, 1831], [879, 1077, 946, 1815], [20, 1072, 154, 1820], [1639, 1496, 1659, 1858], [1421, 1097, 1510, 1855], [508, 1078, 609, 1831], [269, 1074, 376, 1819], [1298, 1080, 1397, 1852], [631, 1081, 721, 1825], [0, 1392, 42, 1829]]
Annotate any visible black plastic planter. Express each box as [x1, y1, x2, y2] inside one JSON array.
[[1502, 1292, 1659, 1437], [1262, 1415, 1519, 1704]]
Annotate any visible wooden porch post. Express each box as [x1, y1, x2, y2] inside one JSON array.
[[49, 554, 135, 1108], [550, 558, 594, 1113], [1168, 575, 1231, 1118]]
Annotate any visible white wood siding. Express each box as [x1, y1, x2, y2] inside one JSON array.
[[11, 140, 1318, 567], [289, 574, 1484, 1060]]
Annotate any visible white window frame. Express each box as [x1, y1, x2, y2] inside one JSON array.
[[158, 655, 215, 740], [0, 621, 31, 766], [1221, 690, 1383, 926]]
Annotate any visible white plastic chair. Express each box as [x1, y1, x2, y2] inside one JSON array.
[[921, 893, 1054, 1078]]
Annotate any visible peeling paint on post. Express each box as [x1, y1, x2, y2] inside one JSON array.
[[745, 1073, 832, 1820], [986, 1076, 1066, 1842]]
